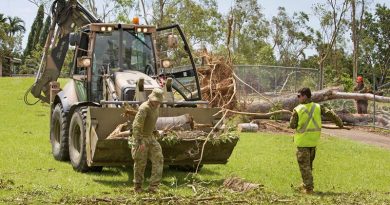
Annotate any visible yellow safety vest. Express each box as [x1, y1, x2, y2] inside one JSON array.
[[294, 102, 322, 147]]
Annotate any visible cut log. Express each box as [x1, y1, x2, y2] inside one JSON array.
[[246, 87, 343, 113], [156, 114, 194, 130], [106, 122, 130, 139], [335, 113, 388, 126], [237, 123, 258, 132]]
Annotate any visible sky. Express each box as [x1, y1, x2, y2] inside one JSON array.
[[0, 0, 389, 50]]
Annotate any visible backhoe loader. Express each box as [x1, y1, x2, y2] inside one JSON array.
[[28, 0, 238, 172]]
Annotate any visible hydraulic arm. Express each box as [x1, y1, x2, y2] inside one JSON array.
[[30, 0, 100, 103]]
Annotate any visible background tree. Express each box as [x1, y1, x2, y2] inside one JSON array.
[[0, 14, 10, 51], [32, 5, 44, 48], [168, 0, 222, 48], [27, 0, 52, 15], [7, 17, 26, 38], [270, 7, 314, 66], [350, 0, 366, 81], [79, 0, 129, 22], [228, 0, 273, 65], [312, 0, 350, 89], [39, 16, 51, 48], [23, 4, 44, 59], [0, 13, 25, 75], [360, 4, 390, 87]]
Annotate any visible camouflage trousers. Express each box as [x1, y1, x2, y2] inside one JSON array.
[[131, 137, 164, 186], [296, 147, 316, 190], [356, 101, 368, 114]]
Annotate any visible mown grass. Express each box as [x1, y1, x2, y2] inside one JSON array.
[[1, 77, 390, 204]]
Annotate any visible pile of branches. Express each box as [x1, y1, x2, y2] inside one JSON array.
[[197, 52, 237, 110]]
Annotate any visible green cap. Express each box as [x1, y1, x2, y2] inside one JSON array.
[[148, 88, 164, 103]]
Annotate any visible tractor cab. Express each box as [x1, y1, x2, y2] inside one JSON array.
[[69, 23, 201, 103]]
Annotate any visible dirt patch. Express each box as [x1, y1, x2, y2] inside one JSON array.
[[322, 125, 390, 150]]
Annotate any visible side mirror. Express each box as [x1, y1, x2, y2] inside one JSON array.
[[69, 32, 80, 46], [167, 34, 178, 49], [77, 56, 91, 68]]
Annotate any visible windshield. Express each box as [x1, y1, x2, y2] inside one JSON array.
[[92, 30, 154, 74]]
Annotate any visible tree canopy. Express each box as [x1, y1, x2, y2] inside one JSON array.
[[1, 0, 388, 88]]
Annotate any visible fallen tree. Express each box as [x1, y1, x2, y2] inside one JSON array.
[[220, 85, 390, 126], [223, 108, 388, 126], [245, 87, 390, 113]]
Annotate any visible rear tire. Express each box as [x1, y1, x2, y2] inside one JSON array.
[[69, 107, 102, 172], [50, 103, 69, 161]]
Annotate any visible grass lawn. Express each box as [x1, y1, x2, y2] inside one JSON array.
[[1, 77, 390, 204]]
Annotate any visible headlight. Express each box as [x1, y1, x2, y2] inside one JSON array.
[[77, 57, 91, 68], [143, 28, 148, 33], [137, 27, 142, 32], [101, 27, 106, 32], [107, 26, 112, 31], [162, 60, 171, 68], [81, 58, 91, 67]]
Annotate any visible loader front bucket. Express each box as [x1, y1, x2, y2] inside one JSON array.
[[86, 107, 238, 167]]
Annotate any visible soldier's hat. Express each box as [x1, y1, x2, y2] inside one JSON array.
[[148, 88, 164, 103]]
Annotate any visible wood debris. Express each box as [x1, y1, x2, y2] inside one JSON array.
[[223, 177, 262, 192], [197, 51, 237, 110]]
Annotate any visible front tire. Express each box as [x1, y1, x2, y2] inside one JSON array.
[[69, 107, 102, 172], [50, 103, 69, 161]]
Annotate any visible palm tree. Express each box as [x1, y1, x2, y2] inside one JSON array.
[[0, 13, 7, 24], [0, 13, 9, 44], [7, 16, 26, 37]]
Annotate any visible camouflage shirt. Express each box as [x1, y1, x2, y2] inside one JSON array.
[[289, 99, 343, 129], [131, 101, 159, 145], [353, 83, 369, 104]]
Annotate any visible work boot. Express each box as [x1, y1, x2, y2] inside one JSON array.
[[293, 183, 305, 192], [147, 185, 158, 194], [301, 188, 314, 195], [134, 183, 143, 193], [298, 183, 305, 191]]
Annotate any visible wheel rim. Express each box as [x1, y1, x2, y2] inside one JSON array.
[[71, 121, 82, 157], [53, 117, 60, 144]]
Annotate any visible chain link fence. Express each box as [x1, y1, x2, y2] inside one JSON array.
[[326, 89, 390, 130], [234, 65, 390, 130], [233, 65, 320, 102]]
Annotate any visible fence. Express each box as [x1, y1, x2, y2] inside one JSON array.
[[234, 64, 390, 130], [326, 90, 390, 130], [233, 65, 320, 102]]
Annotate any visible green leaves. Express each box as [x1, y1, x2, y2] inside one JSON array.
[[360, 4, 390, 86]]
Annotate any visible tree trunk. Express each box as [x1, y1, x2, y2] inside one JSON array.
[[246, 87, 390, 113], [0, 57, 2, 77], [249, 113, 388, 126], [352, 0, 358, 81]]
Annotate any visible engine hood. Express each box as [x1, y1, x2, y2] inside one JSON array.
[[114, 71, 160, 101]]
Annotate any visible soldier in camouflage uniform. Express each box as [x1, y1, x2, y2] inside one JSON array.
[[353, 76, 369, 114], [290, 88, 343, 194], [129, 88, 164, 193]]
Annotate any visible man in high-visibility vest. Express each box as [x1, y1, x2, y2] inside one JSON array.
[[290, 87, 343, 194]]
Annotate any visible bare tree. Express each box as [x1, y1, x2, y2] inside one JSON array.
[[313, 0, 350, 89], [351, 0, 366, 81]]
